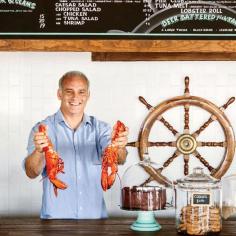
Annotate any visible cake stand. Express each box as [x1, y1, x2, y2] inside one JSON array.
[[120, 154, 172, 232], [131, 211, 161, 231]]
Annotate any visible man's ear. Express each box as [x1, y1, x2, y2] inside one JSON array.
[[57, 89, 62, 100]]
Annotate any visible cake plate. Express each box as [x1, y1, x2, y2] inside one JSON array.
[[131, 211, 161, 231], [120, 152, 171, 232]]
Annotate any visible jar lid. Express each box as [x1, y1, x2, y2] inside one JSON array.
[[177, 167, 220, 189]]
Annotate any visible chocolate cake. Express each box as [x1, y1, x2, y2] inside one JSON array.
[[121, 186, 166, 211]]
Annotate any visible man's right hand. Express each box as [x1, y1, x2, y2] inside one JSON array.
[[33, 127, 49, 153], [25, 126, 49, 178]]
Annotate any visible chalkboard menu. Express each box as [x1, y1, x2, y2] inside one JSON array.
[[0, 0, 236, 38]]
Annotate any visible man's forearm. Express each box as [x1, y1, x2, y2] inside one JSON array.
[[117, 147, 128, 165], [25, 150, 45, 178]]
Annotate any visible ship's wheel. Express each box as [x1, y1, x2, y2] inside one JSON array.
[[127, 77, 235, 187]]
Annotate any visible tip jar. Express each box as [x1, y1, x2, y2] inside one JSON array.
[[175, 167, 221, 235]]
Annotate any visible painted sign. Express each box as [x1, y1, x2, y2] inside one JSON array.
[[0, 0, 236, 38]]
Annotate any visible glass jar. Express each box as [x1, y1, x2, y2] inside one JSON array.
[[176, 167, 221, 235], [222, 174, 236, 219], [120, 152, 172, 211]]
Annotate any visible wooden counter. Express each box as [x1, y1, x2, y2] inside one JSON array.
[[0, 218, 235, 236]]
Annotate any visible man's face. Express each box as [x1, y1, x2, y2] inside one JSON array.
[[57, 76, 90, 116]]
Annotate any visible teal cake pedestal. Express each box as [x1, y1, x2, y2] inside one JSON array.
[[131, 211, 161, 232]]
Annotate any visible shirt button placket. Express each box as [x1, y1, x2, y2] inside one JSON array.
[[73, 130, 80, 217]]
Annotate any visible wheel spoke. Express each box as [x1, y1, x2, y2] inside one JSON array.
[[192, 97, 235, 137], [158, 116, 179, 136], [148, 141, 176, 147], [184, 155, 189, 175], [139, 96, 180, 136], [139, 176, 153, 187], [126, 141, 139, 147], [126, 141, 177, 148], [139, 164, 172, 187], [221, 97, 235, 111], [184, 77, 190, 134], [192, 117, 215, 137], [138, 96, 153, 110], [198, 141, 225, 147], [184, 76, 190, 95], [184, 104, 190, 133], [193, 150, 216, 173], [158, 150, 180, 172]]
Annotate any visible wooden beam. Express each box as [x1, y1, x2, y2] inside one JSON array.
[[1, 39, 236, 53], [92, 52, 236, 61]]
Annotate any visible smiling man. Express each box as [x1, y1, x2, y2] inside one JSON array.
[[24, 71, 129, 219]]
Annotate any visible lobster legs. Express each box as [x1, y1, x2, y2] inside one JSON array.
[[101, 121, 126, 191]]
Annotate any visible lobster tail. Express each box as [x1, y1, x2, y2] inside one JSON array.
[[38, 124, 46, 132], [38, 124, 49, 152]]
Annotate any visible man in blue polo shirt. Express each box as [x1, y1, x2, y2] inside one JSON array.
[[24, 71, 129, 219]]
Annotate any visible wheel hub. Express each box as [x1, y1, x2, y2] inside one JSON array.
[[176, 134, 197, 154]]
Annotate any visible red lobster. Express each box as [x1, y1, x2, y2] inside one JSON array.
[[38, 124, 68, 197], [101, 120, 126, 191]]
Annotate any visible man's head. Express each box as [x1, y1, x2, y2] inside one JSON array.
[[58, 71, 90, 91], [57, 71, 90, 117]]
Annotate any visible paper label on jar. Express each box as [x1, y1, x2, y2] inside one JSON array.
[[191, 192, 211, 206]]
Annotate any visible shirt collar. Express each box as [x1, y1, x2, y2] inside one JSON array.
[[82, 113, 92, 126], [55, 109, 92, 126], [55, 109, 65, 124]]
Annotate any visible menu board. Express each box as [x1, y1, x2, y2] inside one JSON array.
[[0, 0, 236, 38]]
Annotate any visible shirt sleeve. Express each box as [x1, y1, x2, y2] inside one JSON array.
[[22, 122, 46, 175], [22, 124, 37, 172], [27, 125, 38, 156]]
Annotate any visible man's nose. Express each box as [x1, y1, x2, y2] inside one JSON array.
[[71, 93, 81, 99]]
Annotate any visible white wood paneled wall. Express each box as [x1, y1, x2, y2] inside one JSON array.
[[0, 52, 236, 217]]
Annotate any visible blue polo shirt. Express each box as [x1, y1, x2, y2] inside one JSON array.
[[26, 110, 111, 219]]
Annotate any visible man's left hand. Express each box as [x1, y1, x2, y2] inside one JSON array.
[[111, 125, 129, 149]]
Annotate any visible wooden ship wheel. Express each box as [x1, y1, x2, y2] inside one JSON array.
[[127, 77, 235, 187]]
